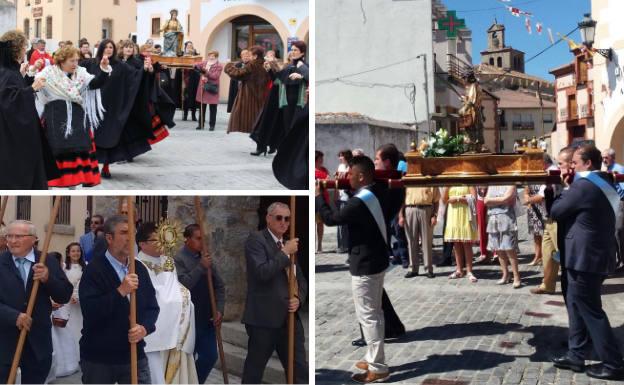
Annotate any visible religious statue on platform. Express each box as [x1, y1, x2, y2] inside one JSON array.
[[458, 70, 485, 148], [161, 9, 184, 57]]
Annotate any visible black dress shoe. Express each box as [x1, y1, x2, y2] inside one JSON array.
[[404, 271, 418, 278], [401, 261, 409, 269], [551, 355, 584, 372], [351, 338, 366, 347], [586, 364, 624, 380], [268, 147, 277, 155], [426, 271, 435, 278]]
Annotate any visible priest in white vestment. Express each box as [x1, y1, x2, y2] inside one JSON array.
[[137, 223, 199, 384]]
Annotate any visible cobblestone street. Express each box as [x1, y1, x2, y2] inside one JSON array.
[[88, 106, 285, 190], [315, 212, 624, 385]]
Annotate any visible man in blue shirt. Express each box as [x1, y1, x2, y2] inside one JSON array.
[[79, 214, 103, 263], [79, 215, 159, 384], [602, 148, 624, 270], [0, 220, 72, 384]]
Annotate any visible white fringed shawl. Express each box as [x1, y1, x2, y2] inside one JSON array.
[[35, 65, 110, 138]]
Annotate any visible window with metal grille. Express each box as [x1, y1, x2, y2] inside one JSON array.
[[54, 197, 71, 225], [16, 197, 31, 220], [151, 18, 161, 37], [136, 197, 168, 225], [45, 16, 52, 39]]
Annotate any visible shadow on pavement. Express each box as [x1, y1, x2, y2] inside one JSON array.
[[316, 264, 350, 274], [390, 321, 523, 344], [389, 349, 516, 382], [315, 368, 352, 384]]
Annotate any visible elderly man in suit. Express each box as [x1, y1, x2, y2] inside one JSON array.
[[550, 144, 624, 380], [80, 214, 104, 262], [316, 155, 399, 384], [0, 220, 73, 384], [242, 201, 308, 384]]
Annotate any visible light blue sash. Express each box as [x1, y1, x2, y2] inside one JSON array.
[[355, 188, 388, 245], [576, 171, 620, 219]]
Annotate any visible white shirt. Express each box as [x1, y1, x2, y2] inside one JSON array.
[[267, 228, 284, 246]]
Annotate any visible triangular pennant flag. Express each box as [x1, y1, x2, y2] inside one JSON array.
[[525, 17, 532, 34], [548, 28, 555, 44], [536, 22, 543, 35], [508, 6, 520, 17]]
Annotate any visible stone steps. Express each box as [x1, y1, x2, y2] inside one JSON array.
[[217, 316, 309, 383]]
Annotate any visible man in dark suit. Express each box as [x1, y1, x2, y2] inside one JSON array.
[[0, 220, 73, 384], [175, 224, 226, 384], [550, 144, 624, 380], [242, 201, 308, 384], [316, 155, 396, 383], [80, 214, 103, 262], [79, 215, 160, 384]]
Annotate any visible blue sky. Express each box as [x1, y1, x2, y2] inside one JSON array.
[[442, 0, 591, 80]]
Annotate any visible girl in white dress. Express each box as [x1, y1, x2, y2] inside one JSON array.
[[50, 242, 85, 378]]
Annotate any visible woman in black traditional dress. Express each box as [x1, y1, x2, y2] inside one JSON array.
[[182, 41, 199, 122], [0, 29, 57, 189], [250, 41, 308, 156], [35, 46, 112, 188], [86, 39, 150, 179]]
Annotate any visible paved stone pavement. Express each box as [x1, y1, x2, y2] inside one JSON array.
[[316, 210, 624, 385], [50, 367, 240, 384], [86, 105, 285, 190]]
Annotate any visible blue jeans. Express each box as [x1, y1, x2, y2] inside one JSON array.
[[195, 324, 218, 383]]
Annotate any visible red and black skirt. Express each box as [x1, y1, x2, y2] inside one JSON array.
[[148, 114, 169, 145], [43, 101, 101, 188], [48, 131, 101, 188]]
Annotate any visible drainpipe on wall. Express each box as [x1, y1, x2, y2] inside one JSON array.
[[78, 0, 81, 43]]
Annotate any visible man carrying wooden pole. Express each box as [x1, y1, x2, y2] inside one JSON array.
[[78, 207, 159, 384], [192, 197, 229, 383], [241, 200, 308, 384], [3, 197, 73, 384]]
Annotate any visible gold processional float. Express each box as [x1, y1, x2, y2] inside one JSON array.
[[318, 70, 623, 189]]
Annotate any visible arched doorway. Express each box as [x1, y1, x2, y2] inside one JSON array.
[[200, 5, 289, 62], [609, 114, 624, 163], [231, 15, 284, 60]]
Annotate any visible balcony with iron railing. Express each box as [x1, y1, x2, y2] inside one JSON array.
[[512, 121, 535, 130], [445, 53, 473, 84]]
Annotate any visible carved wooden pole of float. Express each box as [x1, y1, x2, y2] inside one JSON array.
[[287, 196, 297, 384], [126, 196, 139, 385], [193, 197, 229, 384], [0, 196, 8, 226], [7, 197, 61, 384]]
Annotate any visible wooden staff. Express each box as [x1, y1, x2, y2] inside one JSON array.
[[7, 196, 61, 384], [287, 196, 297, 384], [193, 197, 229, 383], [126, 196, 138, 385], [0, 196, 8, 226], [118, 196, 125, 214]]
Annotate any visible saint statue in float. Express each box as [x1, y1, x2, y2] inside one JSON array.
[[161, 9, 184, 57]]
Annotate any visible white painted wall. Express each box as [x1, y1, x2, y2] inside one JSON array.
[[316, 0, 435, 124], [136, 0, 191, 47], [0, 1, 16, 35]]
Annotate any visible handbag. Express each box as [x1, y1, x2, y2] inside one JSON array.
[[203, 81, 218, 94]]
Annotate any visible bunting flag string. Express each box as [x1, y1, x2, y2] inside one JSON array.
[[494, 0, 567, 45]]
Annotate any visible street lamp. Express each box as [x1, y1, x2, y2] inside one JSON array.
[[578, 13, 612, 61]]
